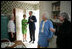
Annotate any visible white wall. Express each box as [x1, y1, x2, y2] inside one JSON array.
[[15, 8, 24, 41], [60, 1, 71, 21]]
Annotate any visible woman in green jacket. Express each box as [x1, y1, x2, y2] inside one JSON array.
[[22, 14, 28, 42]]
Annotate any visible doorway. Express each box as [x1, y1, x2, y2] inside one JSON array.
[[26, 10, 39, 43], [15, 8, 39, 48]]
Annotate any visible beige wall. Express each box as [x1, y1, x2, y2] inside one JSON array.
[[60, 1, 71, 21], [39, 1, 52, 24], [39, 1, 71, 24]]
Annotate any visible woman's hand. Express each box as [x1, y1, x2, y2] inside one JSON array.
[[12, 34, 14, 38], [11, 32, 14, 38], [50, 28, 56, 32], [25, 27, 27, 29], [25, 22, 28, 24], [48, 39, 50, 42]]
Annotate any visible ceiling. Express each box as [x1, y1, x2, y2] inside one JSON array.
[[18, 1, 39, 4]]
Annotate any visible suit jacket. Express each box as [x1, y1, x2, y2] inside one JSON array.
[[28, 15, 37, 30]]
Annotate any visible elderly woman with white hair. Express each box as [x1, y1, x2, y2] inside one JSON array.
[[56, 12, 71, 48], [8, 14, 15, 42], [38, 12, 55, 48]]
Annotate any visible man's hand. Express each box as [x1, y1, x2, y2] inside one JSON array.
[[30, 19, 33, 22]]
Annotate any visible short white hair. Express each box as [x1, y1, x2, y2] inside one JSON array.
[[59, 12, 69, 20], [42, 12, 50, 19], [10, 14, 14, 19]]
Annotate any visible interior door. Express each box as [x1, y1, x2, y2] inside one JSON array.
[[1, 15, 9, 40]]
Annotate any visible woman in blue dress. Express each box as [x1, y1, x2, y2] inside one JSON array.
[[38, 13, 55, 48]]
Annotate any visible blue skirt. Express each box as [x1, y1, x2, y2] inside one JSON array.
[[38, 36, 49, 47]]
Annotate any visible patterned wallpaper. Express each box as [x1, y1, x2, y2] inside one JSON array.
[[1, 1, 39, 15]]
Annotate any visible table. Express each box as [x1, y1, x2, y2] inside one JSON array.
[[1, 40, 26, 48]]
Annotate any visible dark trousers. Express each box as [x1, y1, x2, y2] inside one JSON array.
[[29, 29, 35, 41], [8, 32, 16, 42]]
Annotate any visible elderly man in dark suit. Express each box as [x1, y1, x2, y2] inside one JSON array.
[[28, 11, 37, 43]]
